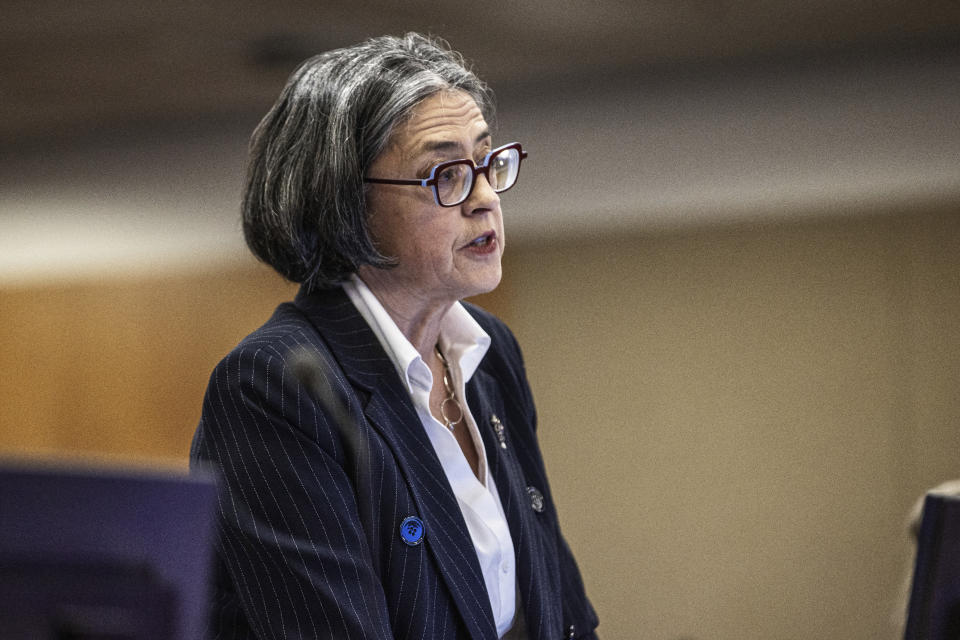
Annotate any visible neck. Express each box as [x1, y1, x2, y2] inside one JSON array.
[[355, 269, 453, 361]]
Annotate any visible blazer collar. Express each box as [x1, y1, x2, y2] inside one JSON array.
[[294, 285, 499, 640], [294, 286, 395, 391]]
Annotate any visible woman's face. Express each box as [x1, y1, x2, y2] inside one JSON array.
[[360, 90, 505, 310]]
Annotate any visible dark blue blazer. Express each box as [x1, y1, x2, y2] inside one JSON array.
[[191, 286, 598, 640]]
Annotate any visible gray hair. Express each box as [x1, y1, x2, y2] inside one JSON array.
[[242, 32, 495, 290]]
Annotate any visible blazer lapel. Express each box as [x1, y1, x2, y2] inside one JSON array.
[[295, 287, 498, 640], [467, 368, 563, 640]]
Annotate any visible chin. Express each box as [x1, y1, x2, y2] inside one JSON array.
[[464, 270, 502, 299]]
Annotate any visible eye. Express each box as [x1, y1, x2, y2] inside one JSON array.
[[437, 163, 467, 184]]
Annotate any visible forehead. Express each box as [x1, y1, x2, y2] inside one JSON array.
[[391, 90, 489, 159]]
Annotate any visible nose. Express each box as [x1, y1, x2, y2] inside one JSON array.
[[463, 171, 500, 215]]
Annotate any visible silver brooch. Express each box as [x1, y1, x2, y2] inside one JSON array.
[[527, 486, 545, 513], [491, 415, 507, 449]]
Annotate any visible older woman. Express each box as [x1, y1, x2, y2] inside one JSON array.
[[192, 33, 598, 640]]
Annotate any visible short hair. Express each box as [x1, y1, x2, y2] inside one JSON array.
[[242, 32, 495, 291]]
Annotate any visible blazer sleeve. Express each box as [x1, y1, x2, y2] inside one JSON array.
[[191, 339, 394, 640]]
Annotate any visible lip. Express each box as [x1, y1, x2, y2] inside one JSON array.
[[460, 230, 498, 254]]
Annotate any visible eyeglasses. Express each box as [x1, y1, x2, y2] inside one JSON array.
[[364, 142, 528, 207]]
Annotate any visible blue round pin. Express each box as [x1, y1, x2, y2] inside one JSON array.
[[400, 516, 425, 546]]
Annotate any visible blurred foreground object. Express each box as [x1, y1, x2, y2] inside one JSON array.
[[0, 459, 217, 640]]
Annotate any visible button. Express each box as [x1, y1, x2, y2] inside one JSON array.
[[568, 623, 576, 638], [399, 516, 425, 546], [501, 563, 510, 574], [526, 486, 544, 513]]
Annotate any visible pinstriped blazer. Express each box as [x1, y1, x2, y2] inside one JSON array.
[[191, 286, 598, 640]]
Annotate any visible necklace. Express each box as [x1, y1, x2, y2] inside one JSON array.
[[435, 345, 464, 432]]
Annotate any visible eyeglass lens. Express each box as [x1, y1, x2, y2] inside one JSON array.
[[437, 147, 521, 206]]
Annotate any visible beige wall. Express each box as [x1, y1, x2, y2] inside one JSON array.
[[1, 208, 957, 639], [501, 208, 959, 640], [0, 262, 298, 462]]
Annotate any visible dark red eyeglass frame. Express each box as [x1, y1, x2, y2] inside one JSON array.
[[363, 142, 528, 207]]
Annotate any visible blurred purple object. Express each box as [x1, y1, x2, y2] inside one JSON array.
[[0, 461, 217, 640]]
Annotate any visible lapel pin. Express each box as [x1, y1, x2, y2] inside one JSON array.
[[491, 414, 507, 449], [527, 486, 545, 513], [400, 515, 425, 546]]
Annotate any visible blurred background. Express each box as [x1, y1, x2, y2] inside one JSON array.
[[2, 2, 959, 638]]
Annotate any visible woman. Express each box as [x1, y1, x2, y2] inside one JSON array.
[[192, 33, 598, 640]]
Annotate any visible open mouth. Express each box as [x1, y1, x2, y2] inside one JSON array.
[[465, 232, 495, 249]]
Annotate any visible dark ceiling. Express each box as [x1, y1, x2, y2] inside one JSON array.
[[3, 0, 960, 145]]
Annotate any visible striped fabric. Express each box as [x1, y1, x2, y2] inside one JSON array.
[[191, 286, 598, 640]]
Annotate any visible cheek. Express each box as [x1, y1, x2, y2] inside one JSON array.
[[372, 214, 451, 272], [365, 189, 461, 266], [365, 192, 417, 258], [409, 223, 456, 265], [366, 215, 396, 258]]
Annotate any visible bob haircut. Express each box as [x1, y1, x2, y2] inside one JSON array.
[[242, 33, 495, 291]]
